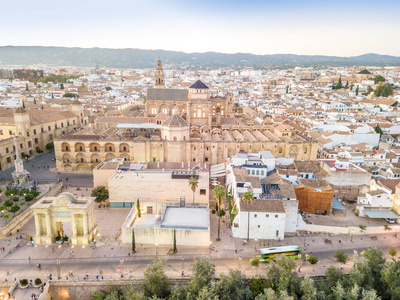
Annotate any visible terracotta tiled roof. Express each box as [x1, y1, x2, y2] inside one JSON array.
[[240, 199, 285, 213]]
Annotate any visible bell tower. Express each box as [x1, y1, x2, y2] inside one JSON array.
[[155, 58, 165, 88]]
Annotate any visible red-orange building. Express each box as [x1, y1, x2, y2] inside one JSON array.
[[295, 179, 333, 214]]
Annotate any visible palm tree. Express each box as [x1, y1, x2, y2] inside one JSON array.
[[188, 176, 199, 205], [213, 185, 225, 241], [242, 191, 254, 241], [233, 102, 240, 112]]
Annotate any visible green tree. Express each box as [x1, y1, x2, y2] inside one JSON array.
[[105, 86, 112, 91], [213, 184, 225, 241], [286, 86, 289, 93], [143, 259, 170, 298], [12, 196, 19, 202], [5, 189, 15, 196], [63, 92, 78, 98], [46, 142, 54, 150], [324, 266, 344, 289], [374, 124, 383, 137], [366, 86, 374, 95], [307, 254, 318, 271], [173, 229, 177, 253], [372, 75, 385, 84], [375, 83, 393, 97], [384, 224, 392, 231], [188, 176, 199, 205], [388, 246, 397, 259], [25, 83, 29, 91], [22, 100, 25, 108], [335, 76, 343, 90], [131, 229, 135, 253], [188, 256, 215, 296], [300, 276, 317, 300], [242, 191, 254, 241], [4, 200, 13, 209], [345, 80, 349, 89], [334, 250, 349, 264], [3, 214, 9, 223], [234, 102, 240, 112], [381, 260, 400, 299], [9, 205, 20, 216], [210, 269, 253, 300], [350, 83, 354, 90], [250, 258, 260, 274], [355, 86, 359, 96], [25, 194, 34, 202], [136, 199, 141, 217], [60, 83, 64, 89], [91, 186, 109, 203]]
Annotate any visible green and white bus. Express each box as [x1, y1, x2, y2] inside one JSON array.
[[257, 245, 302, 262]]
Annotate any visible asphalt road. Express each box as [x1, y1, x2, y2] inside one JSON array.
[[0, 242, 388, 280]]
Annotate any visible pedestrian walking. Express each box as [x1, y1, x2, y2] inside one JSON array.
[[77, 276, 80, 281]]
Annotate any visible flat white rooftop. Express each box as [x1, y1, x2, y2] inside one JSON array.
[[161, 207, 209, 230]]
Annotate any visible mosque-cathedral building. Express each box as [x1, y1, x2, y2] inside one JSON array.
[[54, 60, 318, 172]]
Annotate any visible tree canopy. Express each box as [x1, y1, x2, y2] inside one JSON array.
[[91, 186, 109, 203]]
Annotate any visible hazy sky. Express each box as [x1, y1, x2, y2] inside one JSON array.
[[2, 0, 400, 56]]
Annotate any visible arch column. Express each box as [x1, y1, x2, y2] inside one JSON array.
[[45, 212, 53, 237], [83, 215, 88, 236], [34, 214, 41, 237]]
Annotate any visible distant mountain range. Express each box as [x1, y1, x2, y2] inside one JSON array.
[[0, 46, 400, 69]]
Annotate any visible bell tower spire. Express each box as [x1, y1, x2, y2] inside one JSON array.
[[155, 58, 165, 88]]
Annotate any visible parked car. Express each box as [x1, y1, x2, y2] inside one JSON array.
[[385, 218, 395, 224]]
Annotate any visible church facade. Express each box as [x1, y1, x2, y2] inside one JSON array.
[[54, 60, 318, 173]]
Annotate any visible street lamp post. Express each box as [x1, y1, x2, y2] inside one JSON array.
[[303, 234, 307, 247], [155, 243, 158, 257], [351, 230, 354, 243], [254, 238, 257, 252], [239, 256, 242, 272], [56, 260, 61, 279], [181, 257, 184, 277]]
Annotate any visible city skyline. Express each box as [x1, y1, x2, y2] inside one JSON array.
[[1, 0, 400, 57]]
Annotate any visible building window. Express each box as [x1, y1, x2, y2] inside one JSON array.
[[7, 157, 11, 163], [61, 123, 64, 128], [0, 130, 2, 135], [279, 148, 282, 153], [62, 131, 65, 135], [252, 170, 255, 175], [304, 148, 307, 154], [205, 157, 209, 162], [123, 146, 127, 151], [200, 189, 206, 195], [28, 141, 31, 147], [275, 214, 278, 218], [266, 214, 269, 218], [48, 126, 51, 131], [258, 225, 260, 228], [234, 223, 239, 227], [254, 214, 257, 218], [26, 131, 29, 137], [261, 170, 264, 176], [35, 138, 38, 144], [33, 129, 36, 135], [94, 146, 98, 151], [20, 143, 23, 149], [256, 170, 260, 175], [173, 137, 177, 141], [55, 124, 58, 129], [194, 147, 196, 150], [49, 134, 53, 140], [6, 148, 9, 153], [29, 150, 32, 155], [9, 130, 12, 135], [41, 128, 44, 133]]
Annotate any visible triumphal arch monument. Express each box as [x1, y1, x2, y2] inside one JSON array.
[[31, 192, 97, 245]]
